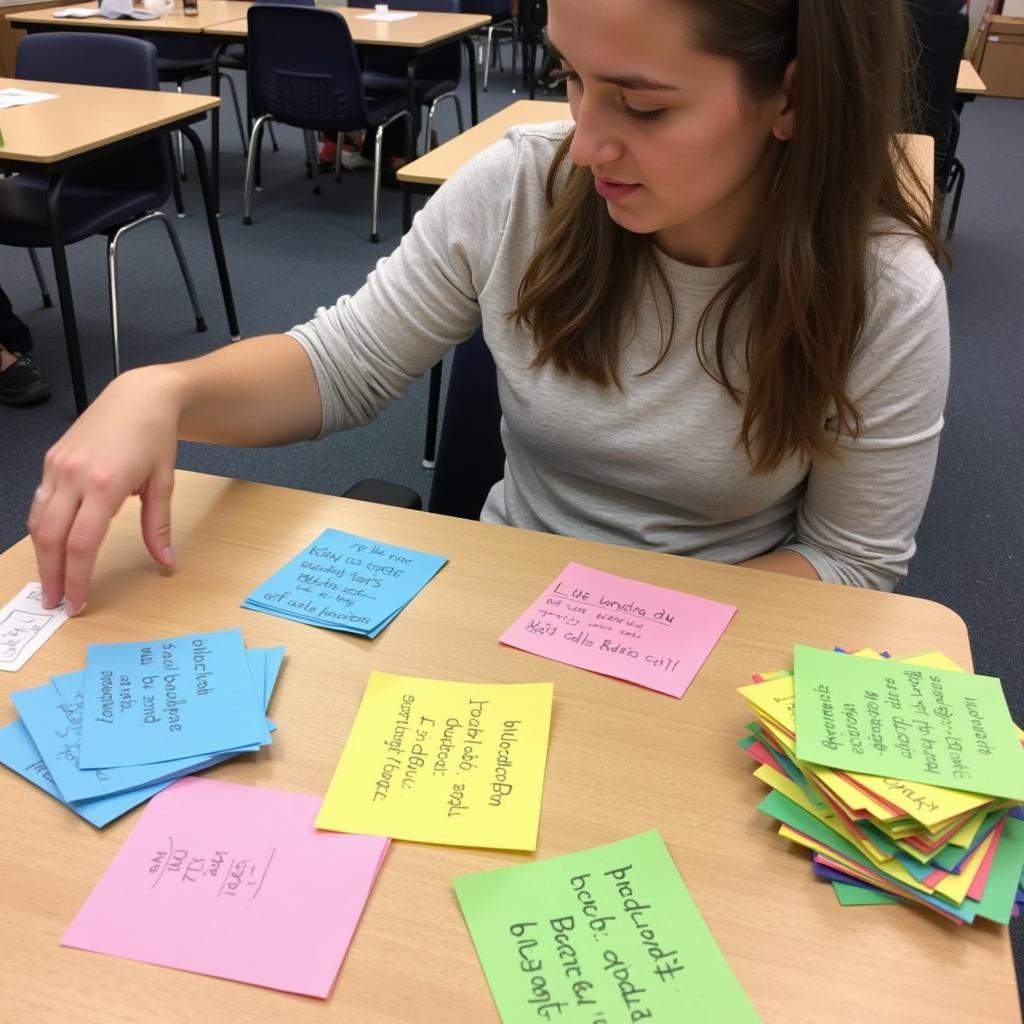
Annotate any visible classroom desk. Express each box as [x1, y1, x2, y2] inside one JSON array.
[[957, 58, 988, 96], [7, 2, 255, 213], [0, 78, 238, 414], [0, 470, 1018, 1023]]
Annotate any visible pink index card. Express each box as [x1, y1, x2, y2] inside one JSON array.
[[499, 562, 736, 698], [61, 777, 390, 998]]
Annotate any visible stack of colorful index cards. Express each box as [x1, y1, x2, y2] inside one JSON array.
[[739, 644, 1024, 924], [242, 528, 447, 638], [0, 630, 284, 827]]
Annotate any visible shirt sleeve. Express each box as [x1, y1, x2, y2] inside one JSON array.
[[286, 132, 523, 437], [780, 236, 950, 590]]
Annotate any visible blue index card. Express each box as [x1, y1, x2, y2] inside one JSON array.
[[13, 647, 276, 803], [241, 528, 447, 636], [0, 647, 287, 828], [79, 629, 269, 769]]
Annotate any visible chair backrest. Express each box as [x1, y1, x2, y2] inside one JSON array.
[[905, 1, 969, 176], [460, 0, 512, 17], [427, 328, 505, 519], [15, 32, 171, 197], [349, 0, 462, 85], [247, 5, 369, 130]]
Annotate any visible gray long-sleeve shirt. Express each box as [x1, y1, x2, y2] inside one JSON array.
[[288, 122, 950, 591]]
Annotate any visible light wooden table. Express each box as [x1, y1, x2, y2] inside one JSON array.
[[0, 78, 238, 413], [7, 0, 253, 33], [7, 2, 255, 212], [958, 58, 988, 96], [0, 471, 1017, 1023]]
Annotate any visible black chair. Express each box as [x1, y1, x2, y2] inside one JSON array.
[[348, 0, 464, 150], [905, 0, 970, 237], [461, 0, 518, 93], [0, 33, 206, 377], [242, 5, 414, 242], [344, 327, 504, 518]]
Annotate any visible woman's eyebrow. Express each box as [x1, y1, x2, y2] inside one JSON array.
[[546, 33, 679, 92]]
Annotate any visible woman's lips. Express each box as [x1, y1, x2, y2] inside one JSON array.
[[594, 177, 640, 201]]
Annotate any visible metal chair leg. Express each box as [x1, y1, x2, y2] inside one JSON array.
[[303, 131, 322, 195], [334, 132, 343, 183], [106, 211, 208, 376], [243, 114, 272, 225], [175, 84, 188, 181], [426, 93, 464, 151], [372, 124, 384, 244], [268, 121, 279, 152], [483, 25, 493, 91], [27, 247, 53, 308], [946, 159, 965, 239]]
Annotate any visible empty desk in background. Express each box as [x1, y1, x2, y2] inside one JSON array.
[[0, 78, 237, 413]]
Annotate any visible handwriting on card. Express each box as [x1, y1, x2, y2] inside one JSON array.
[[148, 838, 276, 903]]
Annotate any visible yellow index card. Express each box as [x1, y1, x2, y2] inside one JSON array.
[[316, 672, 554, 851]]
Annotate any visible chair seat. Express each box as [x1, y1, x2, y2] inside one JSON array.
[[0, 175, 163, 248], [219, 44, 247, 71], [361, 72, 457, 105]]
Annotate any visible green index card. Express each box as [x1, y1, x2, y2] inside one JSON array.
[[453, 830, 761, 1024], [793, 645, 1024, 801]]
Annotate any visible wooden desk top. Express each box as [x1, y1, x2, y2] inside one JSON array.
[[206, 6, 490, 44], [0, 77, 218, 164], [399, 99, 570, 185], [958, 58, 988, 95], [398, 100, 935, 222], [7, 0, 252, 32], [0, 470, 1017, 1023]]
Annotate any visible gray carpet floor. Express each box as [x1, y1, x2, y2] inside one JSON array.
[[0, 60, 1021, 1008]]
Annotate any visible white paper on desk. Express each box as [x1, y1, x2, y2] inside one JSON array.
[[52, 8, 105, 18], [0, 583, 68, 672], [0, 88, 60, 109], [357, 11, 418, 21]]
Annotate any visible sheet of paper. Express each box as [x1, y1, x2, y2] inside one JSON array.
[[61, 777, 389, 997], [793, 645, 1024, 800], [0, 583, 68, 672], [356, 10, 417, 20], [500, 562, 735, 698], [0, 88, 60, 109], [454, 830, 761, 1023], [316, 671, 553, 851], [0, 648, 287, 828], [242, 528, 446, 636], [79, 629, 268, 768], [832, 879, 904, 906], [13, 649, 275, 802], [0, 718, 172, 827], [53, 7, 105, 17]]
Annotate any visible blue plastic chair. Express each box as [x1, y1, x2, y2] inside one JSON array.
[[0, 33, 206, 377], [243, 5, 413, 242], [348, 0, 464, 148], [461, 0, 518, 93]]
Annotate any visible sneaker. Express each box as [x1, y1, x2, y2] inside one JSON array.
[[0, 353, 51, 406], [340, 147, 374, 171]]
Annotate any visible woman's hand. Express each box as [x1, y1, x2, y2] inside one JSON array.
[[28, 365, 185, 616]]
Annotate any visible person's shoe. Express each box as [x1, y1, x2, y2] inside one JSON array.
[[340, 147, 374, 171], [0, 354, 51, 406], [317, 138, 338, 170]]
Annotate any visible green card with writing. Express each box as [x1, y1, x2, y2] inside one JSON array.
[[793, 645, 1024, 800], [453, 830, 761, 1023]]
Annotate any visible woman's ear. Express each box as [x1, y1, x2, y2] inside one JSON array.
[[772, 59, 797, 141]]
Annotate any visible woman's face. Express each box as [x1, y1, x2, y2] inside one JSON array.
[[548, 0, 792, 266]]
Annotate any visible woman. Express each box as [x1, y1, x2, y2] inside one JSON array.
[[30, 0, 948, 617]]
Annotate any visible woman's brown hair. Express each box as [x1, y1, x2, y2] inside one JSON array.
[[512, 0, 941, 473]]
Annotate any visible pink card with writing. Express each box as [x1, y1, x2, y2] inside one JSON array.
[[499, 562, 736, 698], [61, 777, 389, 998]]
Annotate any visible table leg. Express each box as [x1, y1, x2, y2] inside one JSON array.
[[45, 174, 88, 414], [463, 37, 479, 125], [208, 42, 228, 217], [180, 124, 241, 341]]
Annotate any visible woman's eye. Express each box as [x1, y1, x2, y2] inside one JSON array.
[[623, 104, 665, 124]]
